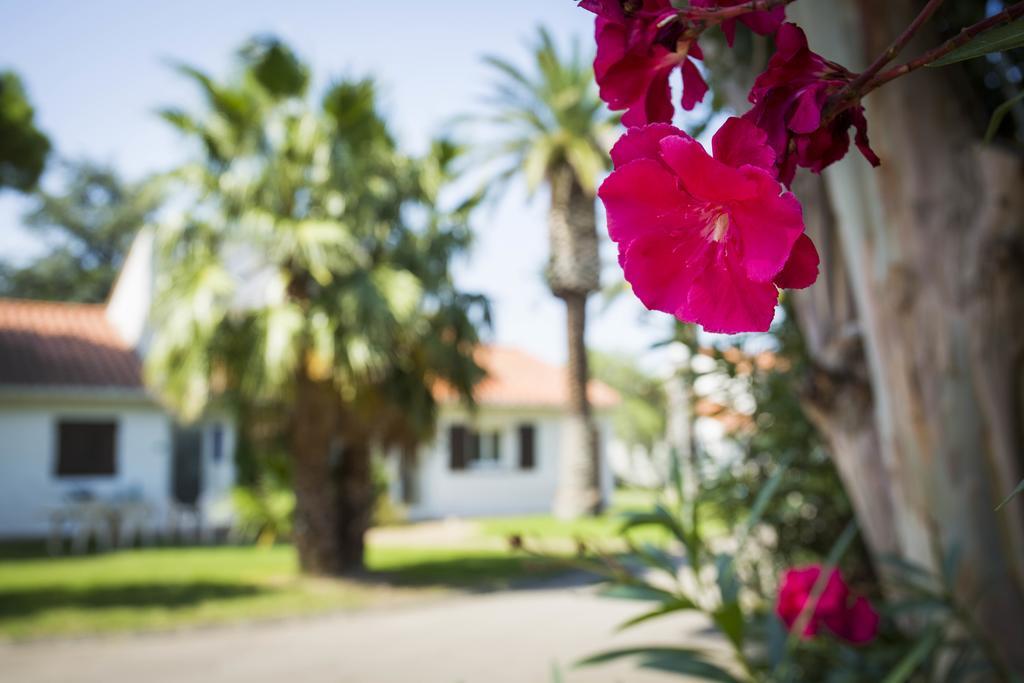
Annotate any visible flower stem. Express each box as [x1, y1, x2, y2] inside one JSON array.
[[866, 1, 1024, 93], [844, 0, 947, 98], [679, 0, 795, 24]]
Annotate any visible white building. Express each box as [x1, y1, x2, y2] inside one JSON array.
[[0, 231, 235, 540], [0, 230, 621, 537], [392, 346, 619, 520]]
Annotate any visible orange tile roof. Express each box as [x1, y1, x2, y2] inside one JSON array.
[[435, 345, 619, 409], [0, 298, 142, 389]]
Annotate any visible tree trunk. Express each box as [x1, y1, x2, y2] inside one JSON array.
[[790, 1, 1024, 668], [548, 164, 604, 518], [789, 170, 902, 564], [291, 371, 344, 575], [291, 374, 375, 575], [555, 291, 603, 518], [332, 439, 373, 572]]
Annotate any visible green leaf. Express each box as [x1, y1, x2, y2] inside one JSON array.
[[824, 518, 860, 568], [881, 626, 943, 683], [619, 597, 699, 631], [929, 17, 1024, 67], [576, 647, 741, 683], [619, 505, 688, 544], [996, 477, 1024, 511], [984, 91, 1024, 143], [737, 462, 787, 547], [712, 601, 745, 651], [598, 583, 678, 602]]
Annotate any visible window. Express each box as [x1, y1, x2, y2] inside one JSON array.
[[449, 425, 502, 471], [518, 424, 536, 470], [471, 431, 501, 469], [56, 420, 117, 477], [211, 424, 225, 463]]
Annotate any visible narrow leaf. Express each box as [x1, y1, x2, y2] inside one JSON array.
[[996, 477, 1024, 511], [598, 583, 678, 602], [576, 647, 741, 683], [984, 91, 1024, 143], [881, 626, 943, 683], [929, 18, 1024, 67], [619, 598, 699, 631]]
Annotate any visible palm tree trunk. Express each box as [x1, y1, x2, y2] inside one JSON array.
[[547, 164, 604, 518], [332, 439, 373, 572], [555, 291, 603, 517], [291, 371, 344, 575]]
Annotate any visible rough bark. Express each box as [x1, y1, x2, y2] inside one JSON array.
[[791, 0, 1024, 668], [291, 371, 343, 575], [546, 164, 601, 298], [790, 170, 902, 564], [547, 163, 603, 518], [332, 439, 373, 572], [555, 291, 603, 518], [290, 370, 375, 574]]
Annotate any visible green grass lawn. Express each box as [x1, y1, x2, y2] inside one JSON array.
[[476, 487, 667, 546], [0, 543, 575, 640], [0, 488, 689, 640]]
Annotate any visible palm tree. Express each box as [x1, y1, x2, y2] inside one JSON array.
[[147, 37, 488, 573], [474, 28, 616, 517]]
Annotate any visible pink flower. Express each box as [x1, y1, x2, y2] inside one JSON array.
[[582, 0, 709, 125], [598, 117, 818, 334], [776, 565, 880, 645], [690, 0, 786, 46], [743, 23, 880, 186]]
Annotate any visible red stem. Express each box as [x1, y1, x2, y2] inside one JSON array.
[[679, 0, 795, 24], [867, 1, 1024, 93], [844, 0, 946, 97]]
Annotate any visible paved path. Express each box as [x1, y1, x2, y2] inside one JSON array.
[[0, 579, 723, 683]]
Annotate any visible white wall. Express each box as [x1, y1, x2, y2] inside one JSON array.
[[0, 401, 171, 537], [106, 227, 155, 352], [0, 398, 236, 537], [404, 406, 614, 520]]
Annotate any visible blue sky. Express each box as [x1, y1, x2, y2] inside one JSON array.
[[0, 0, 673, 367]]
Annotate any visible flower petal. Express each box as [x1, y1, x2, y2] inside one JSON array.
[[730, 174, 805, 282], [681, 249, 779, 333], [842, 597, 880, 645], [788, 87, 824, 134], [610, 123, 684, 168], [739, 5, 786, 36], [680, 58, 709, 111], [658, 135, 759, 203], [620, 231, 709, 315], [598, 159, 695, 243], [851, 106, 881, 168], [712, 116, 776, 172], [774, 233, 819, 289]]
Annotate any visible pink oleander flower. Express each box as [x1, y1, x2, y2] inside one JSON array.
[[690, 0, 786, 47], [598, 117, 818, 334], [776, 565, 880, 645], [743, 22, 881, 186], [581, 0, 709, 125]]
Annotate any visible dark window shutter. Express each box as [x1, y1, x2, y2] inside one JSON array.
[[449, 425, 467, 470], [470, 431, 481, 463], [518, 424, 536, 470], [56, 421, 117, 476]]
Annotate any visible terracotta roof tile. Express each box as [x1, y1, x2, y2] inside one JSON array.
[[435, 345, 619, 409], [0, 298, 143, 389]]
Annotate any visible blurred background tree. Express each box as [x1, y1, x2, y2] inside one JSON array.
[[472, 28, 616, 518], [590, 350, 666, 454], [0, 161, 162, 302], [0, 70, 50, 193], [146, 36, 489, 575]]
